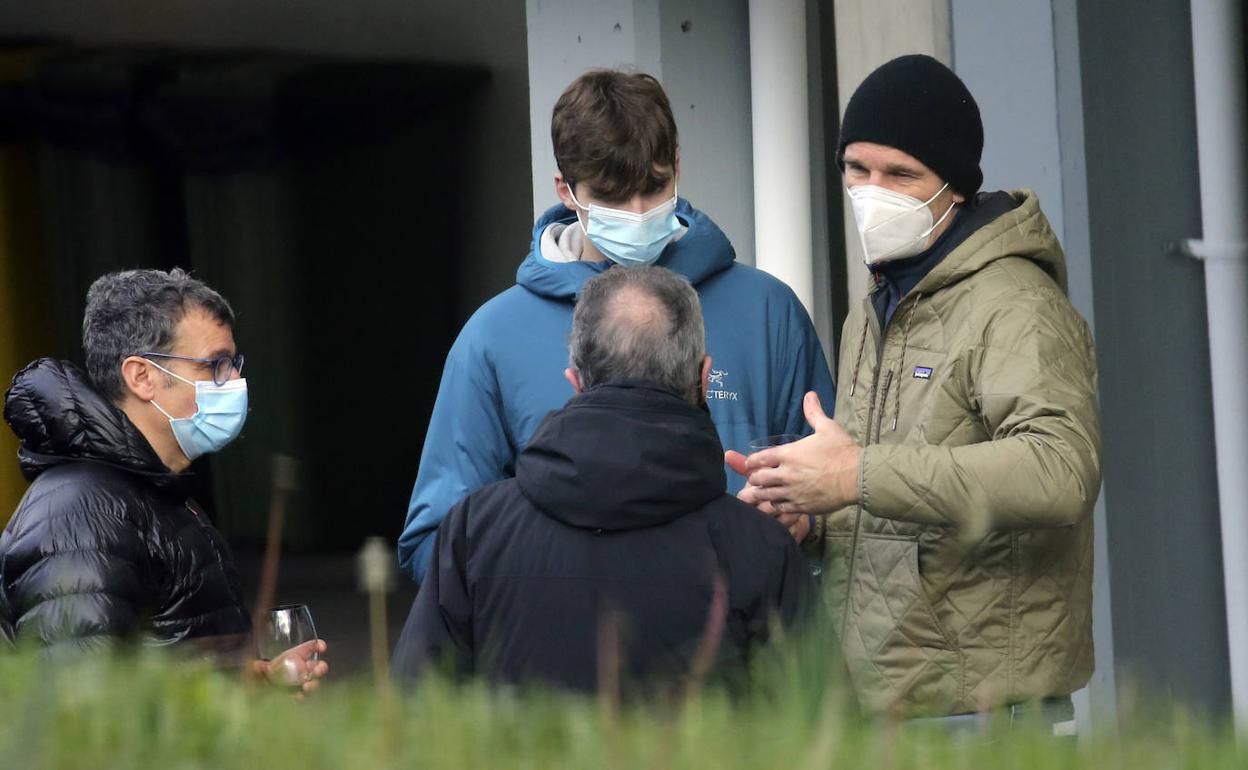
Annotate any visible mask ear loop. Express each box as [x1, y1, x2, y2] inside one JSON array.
[[144, 359, 201, 421], [150, 398, 177, 421], [565, 181, 587, 210], [919, 195, 958, 242], [903, 183, 957, 249], [567, 181, 680, 217], [921, 181, 951, 207], [564, 181, 591, 237], [150, 389, 202, 425], [145, 358, 195, 387]]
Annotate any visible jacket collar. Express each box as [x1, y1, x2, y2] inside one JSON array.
[[4, 358, 189, 492], [515, 381, 726, 530], [515, 199, 736, 301]]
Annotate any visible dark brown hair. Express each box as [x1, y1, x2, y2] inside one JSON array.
[[551, 70, 679, 202]]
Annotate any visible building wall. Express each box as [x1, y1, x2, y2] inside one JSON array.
[[0, 0, 533, 318], [1077, 0, 1230, 714], [658, 0, 757, 271]]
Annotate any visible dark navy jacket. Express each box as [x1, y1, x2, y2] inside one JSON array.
[[392, 382, 809, 693]]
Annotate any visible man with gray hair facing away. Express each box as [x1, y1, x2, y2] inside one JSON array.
[[392, 266, 808, 693]]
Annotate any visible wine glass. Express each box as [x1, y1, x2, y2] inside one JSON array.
[[748, 433, 803, 452], [746, 433, 823, 578], [257, 604, 319, 688]]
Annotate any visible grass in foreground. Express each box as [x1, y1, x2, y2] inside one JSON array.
[[0, 637, 1241, 770]]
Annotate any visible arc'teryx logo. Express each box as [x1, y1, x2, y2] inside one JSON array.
[[707, 368, 739, 401]]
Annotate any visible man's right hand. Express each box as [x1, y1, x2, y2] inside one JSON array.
[[727, 451, 810, 542], [738, 392, 861, 517]]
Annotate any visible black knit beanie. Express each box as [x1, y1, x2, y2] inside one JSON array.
[[836, 54, 984, 197]]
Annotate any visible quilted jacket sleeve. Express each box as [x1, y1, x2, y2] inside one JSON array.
[[1, 479, 151, 651], [860, 290, 1101, 533]]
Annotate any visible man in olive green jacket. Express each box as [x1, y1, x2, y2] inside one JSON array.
[[729, 55, 1101, 720]]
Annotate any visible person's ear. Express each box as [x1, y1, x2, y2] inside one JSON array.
[[950, 185, 966, 205], [555, 173, 577, 212], [698, 355, 712, 400], [564, 367, 583, 394], [674, 153, 681, 183], [120, 356, 160, 402]]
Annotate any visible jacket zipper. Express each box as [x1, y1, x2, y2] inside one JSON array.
[[185, 499, 247, 612], [875, 370, 895, 443], [841, 296, 891, 633]]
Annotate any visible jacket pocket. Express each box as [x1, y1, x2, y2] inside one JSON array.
[[843, 535, 964, 715], [852, 535, 955, 653], [903, 537, 957, 652]]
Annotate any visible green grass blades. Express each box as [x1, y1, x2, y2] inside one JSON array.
[[0, 639, 1241, 769]]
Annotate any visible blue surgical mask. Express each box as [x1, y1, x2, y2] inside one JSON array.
[[567, 185, 682, 267], [149, 362, 249, 461]]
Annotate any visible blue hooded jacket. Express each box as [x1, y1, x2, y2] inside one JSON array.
[[398, 200, 836, 582]]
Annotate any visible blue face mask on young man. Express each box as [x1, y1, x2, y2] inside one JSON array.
[[567, 184, 683, 267], [148, 361, 249, 461]]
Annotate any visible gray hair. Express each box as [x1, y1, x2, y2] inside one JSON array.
[[82, 268, 235, 403], [569, 266, 705, 400]]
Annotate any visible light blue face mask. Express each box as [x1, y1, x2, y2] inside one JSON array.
[[148, 362, 249, 461], [567, 185, 682, 267]]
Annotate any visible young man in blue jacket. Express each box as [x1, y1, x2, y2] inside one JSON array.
[[392, 266, 809, 691], [398, 69, 835, 583]]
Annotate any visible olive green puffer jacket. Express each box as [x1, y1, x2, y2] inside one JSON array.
[[818, 190, 1101, 717]]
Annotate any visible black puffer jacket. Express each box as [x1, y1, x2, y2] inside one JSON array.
[[0, 358, 250, 652], [392, 382, 809, 693]]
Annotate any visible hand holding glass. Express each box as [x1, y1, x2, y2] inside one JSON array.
[[257, 604, 321, 690], [747, 433, 821, 571]]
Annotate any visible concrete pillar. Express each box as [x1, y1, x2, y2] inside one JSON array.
[[748, 0, 813, 311]]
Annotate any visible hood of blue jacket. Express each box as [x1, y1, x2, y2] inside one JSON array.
[[515, 199, 737, 300]]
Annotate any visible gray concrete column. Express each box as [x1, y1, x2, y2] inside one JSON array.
[[749, 0, 814, 310]]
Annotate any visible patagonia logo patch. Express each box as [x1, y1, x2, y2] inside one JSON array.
[[913, 366, 933, 380]]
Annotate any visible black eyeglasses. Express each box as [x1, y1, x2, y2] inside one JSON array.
[[140, 352, 245, 386]]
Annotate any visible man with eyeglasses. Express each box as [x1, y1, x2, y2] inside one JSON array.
[[0, 268, 327, 690]]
